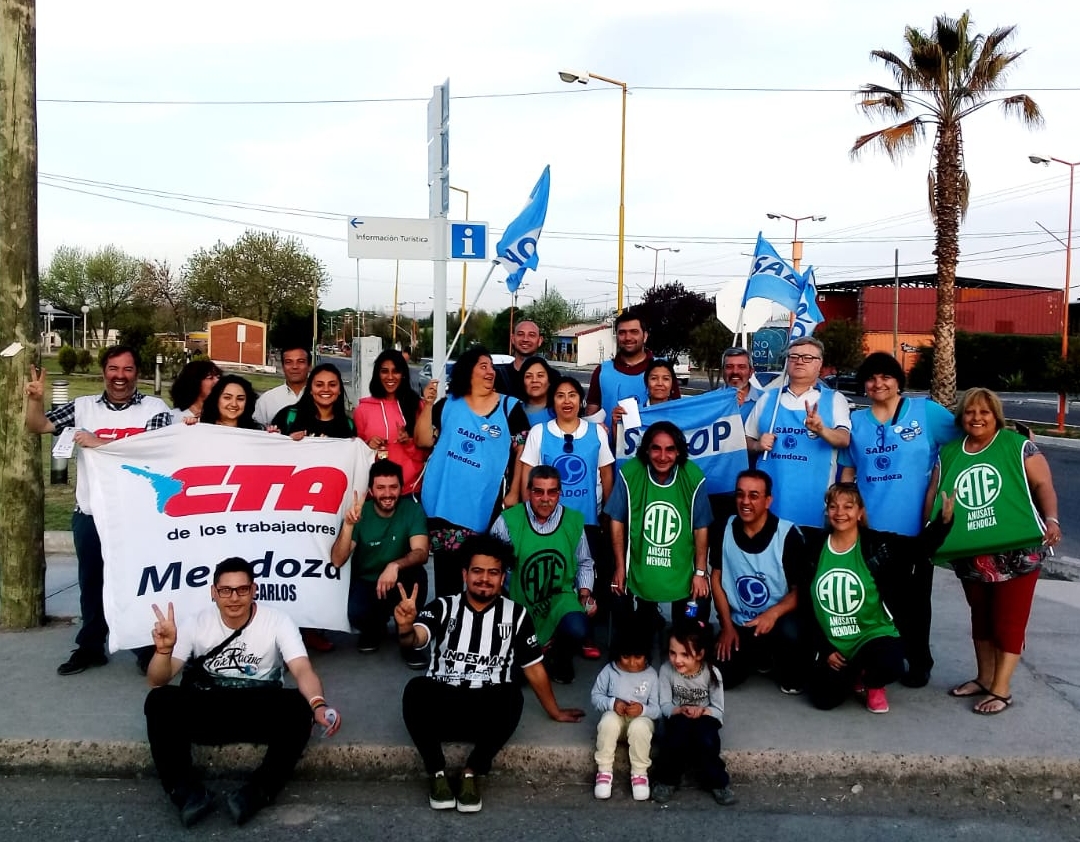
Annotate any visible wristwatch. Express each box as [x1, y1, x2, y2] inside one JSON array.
[[693, 569, 707, 578]]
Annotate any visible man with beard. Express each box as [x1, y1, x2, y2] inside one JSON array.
[[490, 466, 595, 684], [25, 346, 172, 675], [330, 459, 429, 666], [397, 533, 585, 813], [721, 347, 764, 423], [495, 320, 545, 399]]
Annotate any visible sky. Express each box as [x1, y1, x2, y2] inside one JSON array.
[[33, 0, 1080, 328]]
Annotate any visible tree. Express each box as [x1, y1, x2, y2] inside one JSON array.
[[636, 281, 714, 358], [134, 259, 187, 338], [522, 290, 580, 348], [851, 13, 1042, 407], [183, 230, 329, 329], [815, 318, 865, 373], [42, 244, 144, 343], [0, 0, 45, 628], [688, 318, 734, 389]]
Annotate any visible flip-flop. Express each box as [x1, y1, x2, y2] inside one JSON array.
[[973, 693, 1013, 715], [948, 680, 989, 698]]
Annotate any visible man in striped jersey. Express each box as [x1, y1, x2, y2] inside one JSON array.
[[397, 533, 585, 813]]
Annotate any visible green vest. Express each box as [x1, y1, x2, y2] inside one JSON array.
[[621, 458, 705, 603], [504, 504, 585, 644], [932, 429, 1044, 561], [811, 538, 899, 659]]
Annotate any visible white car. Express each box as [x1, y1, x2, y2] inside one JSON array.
[[673, 354, 691, 386]]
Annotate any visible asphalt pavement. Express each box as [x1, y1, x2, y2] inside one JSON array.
[[2, 547, 1079, 786]]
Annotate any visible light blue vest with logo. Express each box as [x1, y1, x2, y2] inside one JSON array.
[[597, 360, 648, 425], [721, 516, 795, 625], [758, 388, 838, 527], [539, 423, 603, 526], [847, 398, 935, 536], [422, 395, 518, 532]]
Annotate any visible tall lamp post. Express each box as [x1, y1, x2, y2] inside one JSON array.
[[1029, 154, 1078, 433], [80, 303, 89, 350], [559, 69, 628, 313], [633, 243, 680, 288], [765, 212, 826, 273], [450, 185, 469, 323]]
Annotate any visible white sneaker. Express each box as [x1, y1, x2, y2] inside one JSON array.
[[594, 771, 613, 800], [631, 774, 650, 801]]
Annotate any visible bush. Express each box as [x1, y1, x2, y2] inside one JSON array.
[[76, 349, 93, 373], [57, 345, 78, 375]]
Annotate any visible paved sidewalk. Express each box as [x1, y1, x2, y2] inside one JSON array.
[[1, 555, 1078, 784]]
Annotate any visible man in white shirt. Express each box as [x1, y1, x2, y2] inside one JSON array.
[[144, 557, 340, 827], [253, 344, 311, 427], [744, 337, 851, 527]]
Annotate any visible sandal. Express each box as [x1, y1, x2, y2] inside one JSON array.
[[973, 693, 1013, 715], [948, 680, 989, 698]]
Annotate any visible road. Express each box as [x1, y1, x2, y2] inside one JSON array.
[[1, 776, 1076, 841]]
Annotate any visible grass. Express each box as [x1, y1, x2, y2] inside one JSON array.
[[37, 358, 283, 530]]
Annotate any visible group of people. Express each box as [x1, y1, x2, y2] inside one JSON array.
[[24, 314, 1062, 822]]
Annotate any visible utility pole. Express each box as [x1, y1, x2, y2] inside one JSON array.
[[0, 0, 46, 628]]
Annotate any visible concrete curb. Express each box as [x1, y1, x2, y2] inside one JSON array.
[[1032, 434, 1080, 451], [4, 739, 1080, 785]]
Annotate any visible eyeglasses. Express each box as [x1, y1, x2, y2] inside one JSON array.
[[215, 585, 253, 598], [563, 433, 574, 453], [787, 354, 822, 363]]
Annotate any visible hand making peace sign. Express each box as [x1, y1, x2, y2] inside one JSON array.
[[151, 602, 177, 654]]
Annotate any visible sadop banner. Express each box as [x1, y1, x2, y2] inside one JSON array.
[[85, 424, 372, 651], [615, 389, 748, 495]]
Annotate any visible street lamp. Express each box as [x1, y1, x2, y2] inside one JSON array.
[[559, 69, 628, 313], [80, 304, 90, 350], [450, 185, 469, 323], [765, 213, 827, 273], [1029, 154, 1078, 432], [633, 243, 680, 288]]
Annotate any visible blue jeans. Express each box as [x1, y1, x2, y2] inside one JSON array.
[[347, 564, 428, 640], [73, 511, 108, 654]]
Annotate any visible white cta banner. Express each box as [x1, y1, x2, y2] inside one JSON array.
[[85, 424, 372, 652]]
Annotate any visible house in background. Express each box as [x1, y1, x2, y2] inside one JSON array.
[[551, 323, 613, 366]]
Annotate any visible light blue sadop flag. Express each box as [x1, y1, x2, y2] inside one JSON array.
[[791, 266, 825, 340], [741, 233, 807, 312], [495, 165, 550, 293]]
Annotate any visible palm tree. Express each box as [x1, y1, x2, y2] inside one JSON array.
[[851, 12, 1042, 407]]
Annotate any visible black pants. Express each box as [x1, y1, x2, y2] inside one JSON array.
[[144, 685, 312, 799], [401, 677, 524, 775], [611, 594, 712, 657], [717, 613, 809, 690], [653, 714, 730, 789], [72, 511, 108, 654], [706, 493, 737, 570], [586, 523, 614, 620], [807, 635, 905, 710], [895, 561, 935, 676]]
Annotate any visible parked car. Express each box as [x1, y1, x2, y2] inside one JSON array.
[[823, 372, 865, 396], [419, 359, 455, 383], [673, 354, 691, 386]]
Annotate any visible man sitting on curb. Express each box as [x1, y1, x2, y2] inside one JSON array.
[[712, 469, 809, 694], [144, 558, 341, 828], [397, 534, 585, 814], [330, 458, 429, 667], [490, 465, 596, 685]]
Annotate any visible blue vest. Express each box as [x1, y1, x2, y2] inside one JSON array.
[[847, 398, 937, 536], [539, 422, 603, 526], [597, 360, 648, 424], [758, 388, 839, 527], [523, 404, 555, 427], [421, 395, 518, 532], [721, 516, 795, 625]]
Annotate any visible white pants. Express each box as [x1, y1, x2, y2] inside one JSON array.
[[594, 710, 655, 775]]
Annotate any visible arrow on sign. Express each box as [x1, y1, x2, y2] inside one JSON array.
[[350, 218, 364, 228]]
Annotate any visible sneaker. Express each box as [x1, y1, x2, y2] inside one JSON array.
[[225, 783, 269, 826], [428, 772, 455, 810], [593, 771, 613, 800], [712, 786, 738, 806], [57, 648, 108, 676], [404, 647, 429, 670], [779, 684, 804, 696], [176, 786, 215, 828], [631, 774, 650, 802], [651, 783, 674, 804], [456, 774, 482, 813], [852, 677, 867, 697], [544, 658, 574, 685], [900, 669, 930, 688], [302, 628, 336, 653], [581, 641, 602, 660], [356, 632, 381, 653], [866, 687, 890, 714]]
